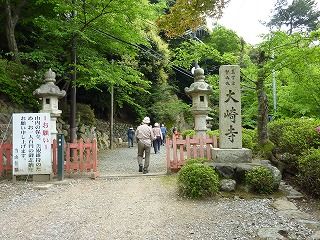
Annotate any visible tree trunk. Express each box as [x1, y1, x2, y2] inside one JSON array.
[[4, 0, 26, 63], [256, 51, 269, 146]]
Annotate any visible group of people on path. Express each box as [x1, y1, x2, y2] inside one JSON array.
[[127, 116, 168, 174]]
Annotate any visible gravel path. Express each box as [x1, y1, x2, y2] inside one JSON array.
[[97, 145, 167, 176], [0, 145, 320, 239]]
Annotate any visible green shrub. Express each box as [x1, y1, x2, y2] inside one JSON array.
[[280, 153, 298, 174], [206, 129, 219, 138], [206, 130, 219, 147], [185, 158, 208, 165], [242, 128, 257, 151], [177, 163, 220, 199], [268, 118, 320, 156], [77, 103, 96, 125], [181, 129, 195, 139], [242, 130, 252, 150], [257, 140, 275, 160], [297, 148, 320, 197], [245, 166, 276, 195]]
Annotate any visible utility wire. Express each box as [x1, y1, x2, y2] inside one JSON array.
[[90, 27, 194, 79]]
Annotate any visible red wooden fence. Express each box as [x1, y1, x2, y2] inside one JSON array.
[[0, 139, 13, 174], [0, 138, 98, 179], [166, 134, 218, 173], [52, 138, 98, 177]]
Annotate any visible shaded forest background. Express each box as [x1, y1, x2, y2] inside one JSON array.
[[1, 0, 320, 145], [2, 0, 320, 197]]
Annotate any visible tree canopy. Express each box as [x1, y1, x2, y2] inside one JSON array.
[[1, 0, 320, 138], [266, 0, 320, 34], [156, 0, 229, 37]]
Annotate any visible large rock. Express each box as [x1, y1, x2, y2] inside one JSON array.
[[265, 165, 282, 189], [208, 162, 237, 179], [206, 160, 282, 189], [219, 179, 236, 192]]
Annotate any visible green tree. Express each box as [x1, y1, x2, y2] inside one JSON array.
[[0, 0, 171, 121], [169, 25, 246, 127], [203, 23, 243, 55], [3, 0, 26, 63], [269, 31, 320, 118], [266, 0, 320, 35], [156, 0, 229, 37], [241, 30, 320, 147]]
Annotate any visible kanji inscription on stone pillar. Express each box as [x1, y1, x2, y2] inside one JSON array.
[[219, 65, 242, 149]]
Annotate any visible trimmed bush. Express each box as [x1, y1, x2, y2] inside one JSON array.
[[181, 129, 195, 139], [297, 148, 320, 197], [242, 128, 258, 152], [258, 140, 275, 160], [206, 129, 219, 139], [177, 163, 220, 199], [245, 166, 277, 195], [280, 153, 298, 174], [268, 118, 320, 156]]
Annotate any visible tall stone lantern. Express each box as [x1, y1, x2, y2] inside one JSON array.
[[185, 64, 213, 137], [33, 69, 66, 141]]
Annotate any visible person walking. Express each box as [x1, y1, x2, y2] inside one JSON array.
[[152, 123, 162, 154], [135, 117, 155, 174], [173, 126, 179, 137], [160, 124, 168, 145], [127, 127, 135, 148]]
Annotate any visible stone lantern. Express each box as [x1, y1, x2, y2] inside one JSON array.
[[185, 64, 213, 137], [33, 69, 66, 141], [206, 116, 213, 131]]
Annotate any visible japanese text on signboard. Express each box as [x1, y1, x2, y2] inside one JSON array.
[[13, 113, 51, 175]]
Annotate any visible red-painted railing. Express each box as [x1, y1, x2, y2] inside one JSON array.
[[0, 138, 98, 178], [52, 138, 98, 177], [166, 134, 218, 173], [0, 139, 13, 174]]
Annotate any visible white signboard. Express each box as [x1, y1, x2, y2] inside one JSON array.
[[13, 113, 52, 175]]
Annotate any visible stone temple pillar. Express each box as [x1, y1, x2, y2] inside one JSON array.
[[33, 69, 66, 141], [185, 65, 213, 137], [212, 65, 252, 163]]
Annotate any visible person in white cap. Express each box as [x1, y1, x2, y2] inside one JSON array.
[[152, 122, 162, 154], [134, 116, 155, 174]]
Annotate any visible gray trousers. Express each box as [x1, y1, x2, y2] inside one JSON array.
[[137, 141, 151, 170]]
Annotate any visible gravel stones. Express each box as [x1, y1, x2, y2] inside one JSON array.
[[0, 146, 319, 239]]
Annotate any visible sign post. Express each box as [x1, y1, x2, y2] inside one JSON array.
[[57, 133, 64, 181]]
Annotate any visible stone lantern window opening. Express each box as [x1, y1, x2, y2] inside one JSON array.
[[200, 96, 204, 102], [46, 98, 50, 104]]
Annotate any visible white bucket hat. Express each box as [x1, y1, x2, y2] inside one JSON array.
[[142, 116, 150, 124], [154, 122, 159, 127]]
